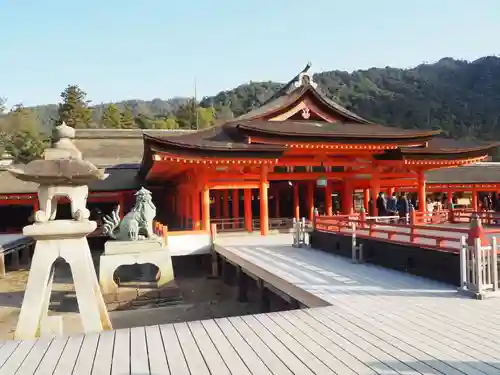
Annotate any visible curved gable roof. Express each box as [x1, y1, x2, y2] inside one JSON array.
[[235, 63, 371, 124]]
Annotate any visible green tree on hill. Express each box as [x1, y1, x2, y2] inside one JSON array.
[[3, 105, 47, 163], [101, 103, 122, 128], [121, 106, 136, 129], [57, 85, 93, 128], [174, 99, 216, 129], [197, 107, 216, 129]]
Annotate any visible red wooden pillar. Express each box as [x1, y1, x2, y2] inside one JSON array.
[[293, 183, 300, 219], [214, 191, 221, 219], [118, 192, 125, 218], [388, 187, 395, 198], [363, 188, 370, 212], [260, 166, 269, 236], [222, 190, 229, 219], [418, 169, 426, 213], [472, 189, 478, 211], [232, 189, 239, 228], [370, 172, 380, 216], [185, 192, 192, 228], [244, 189, 252, 232], [192, 190, 200, 230], [325, 182, 332, 216], [33, 197, 39, 213], [342, 180, 353, 215], [307, 181, 315, 221], [202, 186, 210, 231]]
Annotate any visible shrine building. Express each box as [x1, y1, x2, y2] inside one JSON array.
[[138, 64, 499, 235]]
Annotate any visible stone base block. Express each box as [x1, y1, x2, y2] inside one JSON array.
[[104, 238, 164, 255], [99, 248, 174, 295]]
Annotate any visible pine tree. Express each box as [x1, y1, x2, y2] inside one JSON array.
[[101, 104, 122, 128], [120, 106, 136, 128], [174, 99, 197, 129], [57, 85, 93, 128], [3, 104, 47, 163]]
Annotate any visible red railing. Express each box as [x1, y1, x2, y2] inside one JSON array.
[[315, 214, 500, 253]]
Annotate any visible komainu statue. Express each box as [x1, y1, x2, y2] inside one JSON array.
[[103, 187, 157, 241]]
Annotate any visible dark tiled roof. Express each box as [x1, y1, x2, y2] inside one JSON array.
[[74, 129, 195, 167], [144, 125, 285, 158], [398, 138, 500, 159], [426, 163, 500, 184], [0, 167, 140, 195], [236, 120, 440, 140], [236, 84, 371, 124]]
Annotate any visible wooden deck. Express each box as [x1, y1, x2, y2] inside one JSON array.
[[2, 233, 500, 374]]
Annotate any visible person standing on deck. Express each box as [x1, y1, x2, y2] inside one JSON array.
[[397, 193, 410, 223], [387, 192, 398, 216], [376, 192, 388, 217]]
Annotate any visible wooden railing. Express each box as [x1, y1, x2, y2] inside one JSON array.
[[210, 217, 309, 232], [315, 214, 500, 253], [460, 236, 498, 297]]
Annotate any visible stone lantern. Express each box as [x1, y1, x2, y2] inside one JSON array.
[[8, 122, 112, 339]]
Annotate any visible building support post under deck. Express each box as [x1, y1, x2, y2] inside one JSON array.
[[244, 189, 253, 232], [260, 166, 269, 236]]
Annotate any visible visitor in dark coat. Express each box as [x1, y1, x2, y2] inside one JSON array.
[[397, 194, 410, 220], [376, 192, 388, 216]]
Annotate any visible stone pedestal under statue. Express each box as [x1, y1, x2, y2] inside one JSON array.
[[99, 239, 174, 295]]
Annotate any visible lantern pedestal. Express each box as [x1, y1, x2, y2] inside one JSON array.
[[15, 220, 111, 339]]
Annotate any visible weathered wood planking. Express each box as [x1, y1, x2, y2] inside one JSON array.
[[3, 232, 500, 374]]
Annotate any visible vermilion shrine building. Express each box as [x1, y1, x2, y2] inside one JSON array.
[[138, 65, 499, 235], [0, 64, 498, 234]]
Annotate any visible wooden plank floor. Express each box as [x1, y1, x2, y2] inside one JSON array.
[[2, 233, 500, 374]]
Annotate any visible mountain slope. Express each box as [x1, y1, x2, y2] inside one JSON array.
[[24, 56, 500, 140]]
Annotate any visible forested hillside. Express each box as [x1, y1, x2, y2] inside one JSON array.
[[201, 56, 500, 140], [2, 56, 500, 162]]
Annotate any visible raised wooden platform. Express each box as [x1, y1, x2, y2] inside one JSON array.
[[2, 233, 500, 374]]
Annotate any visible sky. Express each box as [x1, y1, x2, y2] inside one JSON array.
[[1, 0, 499, 108]]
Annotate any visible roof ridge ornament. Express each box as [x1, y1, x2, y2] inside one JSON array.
[[294, 63, 318, 89]]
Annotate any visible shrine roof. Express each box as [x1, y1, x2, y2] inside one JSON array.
[[143, 125, 285, 157], [73, 129, 194, 167], [376, 138, 500, 160], [236, 120, 440, 141], [236, 62, 371, 123], [0, 166, 140, 194], [425, 163, 500, 184]]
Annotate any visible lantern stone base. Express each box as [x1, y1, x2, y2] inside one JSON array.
[[99, 239, 175, 296], [15, 220, 112, 340]]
